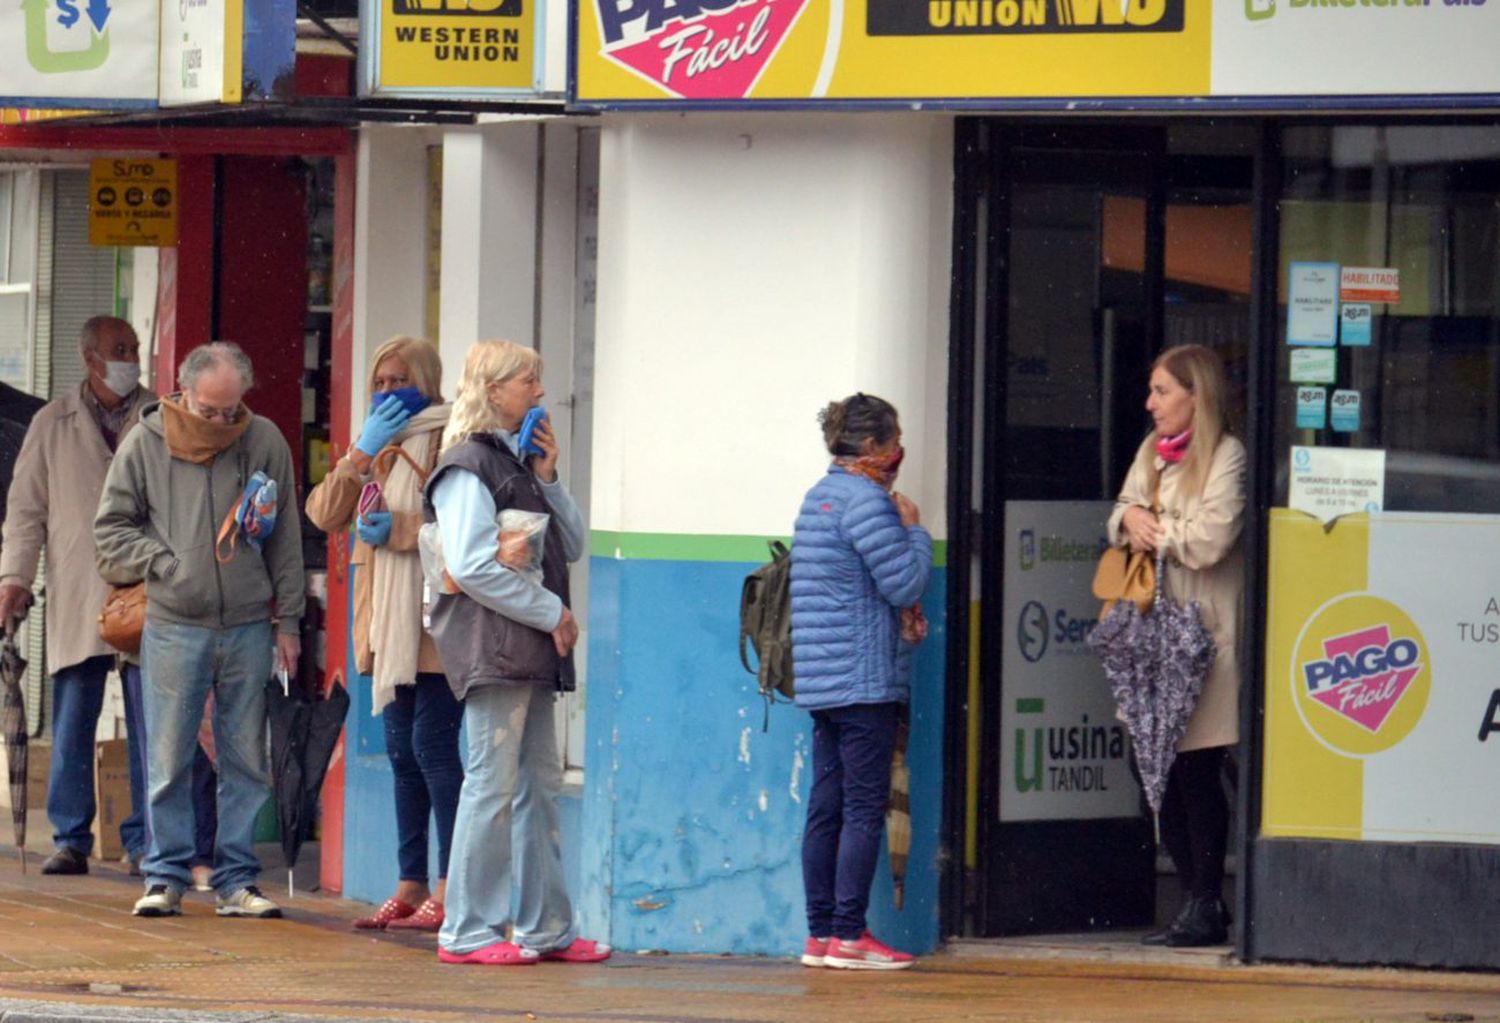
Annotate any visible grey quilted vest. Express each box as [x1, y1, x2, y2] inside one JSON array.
[[421, 433, 575, 699]]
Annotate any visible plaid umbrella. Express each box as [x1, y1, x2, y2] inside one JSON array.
[[887, 711, 911, 911], [1, 620, 28, 872], [1086, 553, 1216, 814]]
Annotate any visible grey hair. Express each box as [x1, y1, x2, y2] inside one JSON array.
[[178, 342, 255, 393], [79, 315, 135, 357]]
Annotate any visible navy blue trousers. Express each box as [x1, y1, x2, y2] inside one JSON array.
[[383, 673, 464, 884], [802, 701, 900, 941]]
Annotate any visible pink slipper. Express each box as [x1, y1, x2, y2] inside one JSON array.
[[438, 941, 539, 966], [540, 938, 612, 963]]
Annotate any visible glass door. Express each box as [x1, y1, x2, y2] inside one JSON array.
[[976, 127, 1163, 936]]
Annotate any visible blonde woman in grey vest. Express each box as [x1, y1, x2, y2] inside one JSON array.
[[423, 340, 609, 966]]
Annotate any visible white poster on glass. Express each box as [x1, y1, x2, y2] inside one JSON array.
[[998, 501, 1141, 823]]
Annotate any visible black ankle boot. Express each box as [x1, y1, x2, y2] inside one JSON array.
[[1164, 895, 1228, 947], [1142, 896, 1198, 946]]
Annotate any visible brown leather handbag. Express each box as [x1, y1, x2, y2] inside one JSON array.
[[1092, 548, 1156, 617], [98, 582, 147, 655], [1093, 477, 1161, 617]]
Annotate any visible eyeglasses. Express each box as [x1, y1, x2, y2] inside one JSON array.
[[192, 403, 241, 423]]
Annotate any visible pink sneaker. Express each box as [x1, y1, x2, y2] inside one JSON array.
[[801, 936, 830, 967], [824, 932, 914, 971]]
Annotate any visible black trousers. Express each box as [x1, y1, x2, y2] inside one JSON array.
[[1158, 746, 1230, 902]]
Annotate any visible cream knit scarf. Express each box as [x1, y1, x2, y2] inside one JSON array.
[[369, 403, 451, 715]]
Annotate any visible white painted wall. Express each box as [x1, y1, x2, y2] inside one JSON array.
[[354, 125, 441, 412], [591, 113, 954, 541], [439, 125, 541, 386]]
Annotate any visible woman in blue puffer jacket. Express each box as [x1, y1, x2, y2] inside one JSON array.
[[791, 393, 933, 971]]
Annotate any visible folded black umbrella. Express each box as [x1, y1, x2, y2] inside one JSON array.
[[1, 621, 27, 873], [265, 677, 348, 898]]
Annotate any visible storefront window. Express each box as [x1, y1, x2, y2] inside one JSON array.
[[1273, 126, 1500, 512]]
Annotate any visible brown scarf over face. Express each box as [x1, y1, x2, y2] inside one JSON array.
[[159, 394, 251, 465]]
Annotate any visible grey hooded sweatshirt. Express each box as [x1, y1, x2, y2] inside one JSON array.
[[93, 399, 304, 635]]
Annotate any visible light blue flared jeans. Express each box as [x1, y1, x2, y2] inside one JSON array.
[[438, 683, 574, 955]]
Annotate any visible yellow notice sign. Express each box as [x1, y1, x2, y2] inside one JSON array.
[[379, 0, 537, 92], [89, 158, 178, 248]]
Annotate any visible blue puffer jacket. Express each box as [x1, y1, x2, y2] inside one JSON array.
[[790, 467, 934, 710]]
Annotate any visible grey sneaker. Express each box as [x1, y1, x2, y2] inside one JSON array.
[[133, 884, 183, 917], [216, 885, 283, 918]]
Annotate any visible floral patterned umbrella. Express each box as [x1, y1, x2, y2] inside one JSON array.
[[1086, 553, 1215, 814]]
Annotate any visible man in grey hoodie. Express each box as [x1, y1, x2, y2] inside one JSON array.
[[94, 342, 304, 920]]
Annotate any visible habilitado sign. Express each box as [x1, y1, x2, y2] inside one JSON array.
[[374, 0, 539, 93], [572, 0, 1500, 104], [1263, 509, 1500, 844]]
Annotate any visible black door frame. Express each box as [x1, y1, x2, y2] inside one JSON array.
[[941, 116, 1277, 950]]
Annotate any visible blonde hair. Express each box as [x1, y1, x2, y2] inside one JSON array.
[[441, 340, 542, 452], [370, 335, 443, 402], [1138, 344, 1230, 498]]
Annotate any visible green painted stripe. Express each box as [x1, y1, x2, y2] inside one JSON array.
[[590, 530, 948, 567], [1016, 698, 1045, 715]]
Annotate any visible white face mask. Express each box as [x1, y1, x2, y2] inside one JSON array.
[[99, 360, 141, 398]]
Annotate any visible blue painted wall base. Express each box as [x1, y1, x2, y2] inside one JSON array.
[[339, 574, 583, 909], [582, 554, 946, 957]]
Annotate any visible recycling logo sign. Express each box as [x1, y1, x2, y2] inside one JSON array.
[[0, 0, 159, 106]]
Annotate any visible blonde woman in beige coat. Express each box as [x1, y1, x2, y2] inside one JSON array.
[[306, 336, 458, 933], [1107, 343, 1245, 949]]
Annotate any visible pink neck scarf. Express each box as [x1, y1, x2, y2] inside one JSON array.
[[1156, 429, 1193, 464]]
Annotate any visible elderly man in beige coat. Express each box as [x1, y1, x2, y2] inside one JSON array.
[[0, 316, 151, 876]]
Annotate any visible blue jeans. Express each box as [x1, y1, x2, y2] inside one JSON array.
[[140, 619, 272, 896], [439, 684, 573, 955], [121, 662, 219, 866], [802, 702, 900, 941], [384, 673, 463, 884], [48, 656, 112, 855]]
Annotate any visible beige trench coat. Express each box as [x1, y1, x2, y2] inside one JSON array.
[[1107, 435, 1246, 751], [0, 384, 147, 673], [304, 433, 444, 679]]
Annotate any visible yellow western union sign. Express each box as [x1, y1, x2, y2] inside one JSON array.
[[379, 0, 537, 91], [89, 158, 178, 248], [573, 0, 1208, 102]]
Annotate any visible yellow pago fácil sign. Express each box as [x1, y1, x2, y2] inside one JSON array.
[[379, 0, 537, 91], [573, 0, 1208, 102], [89, 158, 177, 248]]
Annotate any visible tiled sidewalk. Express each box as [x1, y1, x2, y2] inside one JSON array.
[[0, 851, 1499, 1023]]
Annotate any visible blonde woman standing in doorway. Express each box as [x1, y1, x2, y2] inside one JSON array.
[[1107, 344, 1246, 948]]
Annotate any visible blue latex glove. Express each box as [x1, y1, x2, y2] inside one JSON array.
[[356, 511, 392, 547], [355, 395, 412, 457]]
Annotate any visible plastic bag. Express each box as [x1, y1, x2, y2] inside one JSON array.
[[496, 508, 549, 586], [418, 523, 463, 630]]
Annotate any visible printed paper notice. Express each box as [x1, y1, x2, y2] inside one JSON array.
[[1289, 445, 1385, 525], [1340, 267, 1400, 304], [1330, 389, 1361, 433], [1295, 387, 1327, 430], [1290, 347, 1337, 384], [1288, 262, 1340, 347], [1340, 303, 1372, 347]]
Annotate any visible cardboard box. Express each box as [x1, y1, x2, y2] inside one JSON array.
[[24, 742, 49, 829], [92, 738, 131, 862]]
